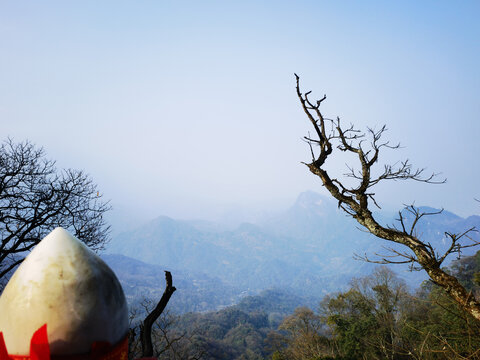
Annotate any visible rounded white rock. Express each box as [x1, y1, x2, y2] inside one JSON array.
[[0, 227, 128, 355]]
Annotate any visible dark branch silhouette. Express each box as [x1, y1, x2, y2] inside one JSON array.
[[295, 74, 480, 321], [140, 271, 177, 358], [0, 139, 111, 286]]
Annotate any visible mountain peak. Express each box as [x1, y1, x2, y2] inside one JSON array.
[[293, 191, 332, 211]]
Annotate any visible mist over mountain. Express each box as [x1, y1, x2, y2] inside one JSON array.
[[106, 191, 480, 311], [100, 254, 243, 313]]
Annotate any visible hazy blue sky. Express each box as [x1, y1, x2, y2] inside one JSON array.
[[1, 1, 479, 225]]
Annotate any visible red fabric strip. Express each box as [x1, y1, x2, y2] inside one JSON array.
[[4, 326, 128, 360], [30, 325, 49, 360], [0, 333, 12, 360]]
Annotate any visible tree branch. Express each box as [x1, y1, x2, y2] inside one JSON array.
[[140, 271, 177, 358], [295, 74, 480, 322]]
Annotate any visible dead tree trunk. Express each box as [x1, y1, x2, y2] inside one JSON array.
[[140, 271, 176, 357]]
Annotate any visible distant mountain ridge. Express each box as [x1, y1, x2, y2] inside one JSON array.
[[106, 191, 480, 308], [101, 253, 243, 313]]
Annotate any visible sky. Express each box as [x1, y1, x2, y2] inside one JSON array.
[[1, 1, 479, 228]]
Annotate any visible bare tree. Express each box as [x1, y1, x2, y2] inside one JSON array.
[[0, 139, 111, 285], [294, 74, 480, 321]]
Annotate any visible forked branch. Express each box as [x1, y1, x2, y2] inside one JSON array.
[[295, 74, 480, 322]]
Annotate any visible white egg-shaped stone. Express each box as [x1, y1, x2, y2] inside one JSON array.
[[0, 227, 128, 355]]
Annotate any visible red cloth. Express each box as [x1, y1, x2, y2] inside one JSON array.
[[0, 333, 9, 360], [30, 325, 50, 360], [0, 326, 128, 360]]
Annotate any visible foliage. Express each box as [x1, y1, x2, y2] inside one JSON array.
[[267, 260, 480, 360], [267, 307, 333, 360], [127, 254, 480, 359], [130, 300, 274, 360], [319, 267, 409, 359]]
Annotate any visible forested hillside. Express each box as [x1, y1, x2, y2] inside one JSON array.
[[128, 252, 480, 360], [101, 254, 244, 313]]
